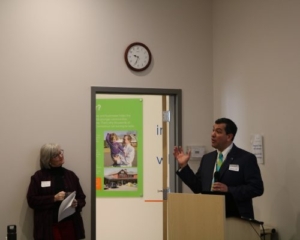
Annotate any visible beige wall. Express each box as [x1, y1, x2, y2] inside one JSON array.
[[5, 0, 298, 239], [0, 0, 213, 239], [213, 1, 300, 239]]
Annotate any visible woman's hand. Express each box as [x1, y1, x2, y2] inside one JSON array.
[[71, 199, 78, 208], [54, 191, 66, 202]]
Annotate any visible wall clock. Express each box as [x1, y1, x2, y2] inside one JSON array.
[[124, 42, 152, 71]]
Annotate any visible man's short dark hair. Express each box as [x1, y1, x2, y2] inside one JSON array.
[[215, 118, 238, 141]]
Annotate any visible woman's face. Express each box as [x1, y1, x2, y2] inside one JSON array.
[[49, 148, 65, 167], [123, 136, 129, 144]]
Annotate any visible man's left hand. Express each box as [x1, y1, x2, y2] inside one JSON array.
[[212, 182, 228, 192]]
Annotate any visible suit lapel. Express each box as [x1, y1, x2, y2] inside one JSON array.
[[208, 151, 218, 173], [204, 151, 218, 191]]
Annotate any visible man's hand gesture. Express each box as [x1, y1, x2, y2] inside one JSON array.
[[173, 146, 191, 169]]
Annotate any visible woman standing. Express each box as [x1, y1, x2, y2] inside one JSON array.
[[27, 143, 86, 240]]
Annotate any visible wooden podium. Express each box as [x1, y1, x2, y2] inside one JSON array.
[[168, 193, 260, 240]]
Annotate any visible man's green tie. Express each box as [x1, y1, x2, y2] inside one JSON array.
[[212, 152, 224, 187], [216, 152, 223, 171]]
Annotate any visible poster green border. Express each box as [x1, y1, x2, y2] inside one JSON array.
[[95, 98, 143, 197]]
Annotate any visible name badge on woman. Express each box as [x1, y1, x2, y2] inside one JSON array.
[[41, 181, 51, 187]]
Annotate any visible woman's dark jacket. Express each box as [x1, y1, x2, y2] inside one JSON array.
[[27, 167, 86, 240]]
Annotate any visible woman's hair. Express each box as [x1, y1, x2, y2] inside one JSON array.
[[40, 143, 60, 169], [109, 133, 118, 141]]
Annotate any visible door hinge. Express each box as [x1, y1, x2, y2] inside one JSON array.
[[162, 111, 170, 122]]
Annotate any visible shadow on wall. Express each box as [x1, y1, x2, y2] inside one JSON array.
[[290, 213, 300, 240], [19, 198, 33, 239], [269, 156, 300, 240]]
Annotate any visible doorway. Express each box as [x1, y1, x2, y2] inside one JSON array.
[[91, 87, 182, 240]]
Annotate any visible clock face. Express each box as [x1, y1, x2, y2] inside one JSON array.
[[125, 42, 151, 71]]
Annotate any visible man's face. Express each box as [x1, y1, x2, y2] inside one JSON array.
[[211, 123, 233, 151]]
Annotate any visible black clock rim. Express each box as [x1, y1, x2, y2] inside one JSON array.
[[124, 42, 152, 72]]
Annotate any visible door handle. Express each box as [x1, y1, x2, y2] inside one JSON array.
[[157, 188, 170, 200]]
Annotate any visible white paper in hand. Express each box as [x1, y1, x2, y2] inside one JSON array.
[[58, 191, 76, 222]]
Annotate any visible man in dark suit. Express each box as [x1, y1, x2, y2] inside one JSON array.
[[174, 118, 264, 219]]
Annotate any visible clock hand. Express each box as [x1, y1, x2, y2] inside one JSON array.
[[134, 55, 140, 65]]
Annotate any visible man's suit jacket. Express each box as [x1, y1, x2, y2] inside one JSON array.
[[177, 144, 264, 219]]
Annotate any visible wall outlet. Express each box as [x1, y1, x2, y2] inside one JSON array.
[[187, 146, 205, 160]]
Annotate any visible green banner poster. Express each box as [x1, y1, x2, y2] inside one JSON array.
[[95, 98, 143, 197]]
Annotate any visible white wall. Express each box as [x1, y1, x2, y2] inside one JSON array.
[[0, 0, 213, 239], [213, 1, 300, 239]]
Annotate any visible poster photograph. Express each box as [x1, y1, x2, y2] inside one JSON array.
[[104, 131, 138, 167], [103, 167, 138, 191]]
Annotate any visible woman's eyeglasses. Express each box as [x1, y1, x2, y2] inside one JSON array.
[[53, 149, 64, 158]]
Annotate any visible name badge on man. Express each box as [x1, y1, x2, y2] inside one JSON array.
[[229, 164, 239, 172], [41, 181, 51, 187]]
